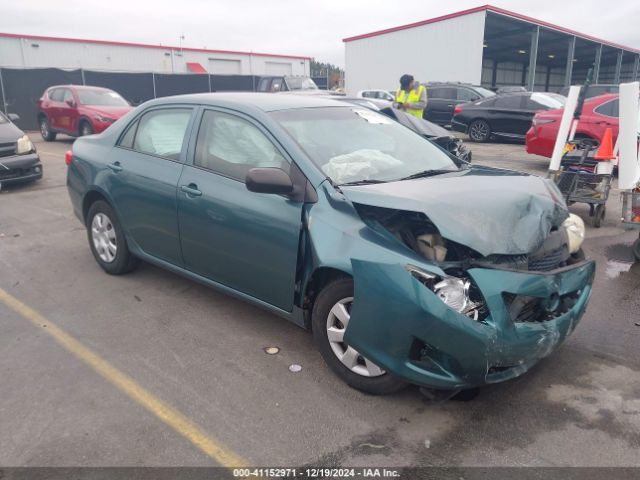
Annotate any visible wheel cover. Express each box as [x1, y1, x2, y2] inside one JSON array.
[[326, 297, 385, 377], [470, 121, 488, 140], [91, 213, 117, 263]]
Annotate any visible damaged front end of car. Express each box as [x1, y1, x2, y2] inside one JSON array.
[[303, 168, 596, 390]]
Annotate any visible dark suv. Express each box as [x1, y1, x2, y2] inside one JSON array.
[[424, 83, 495, 125]]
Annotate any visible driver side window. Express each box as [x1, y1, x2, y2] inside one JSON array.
[[194, 110, 289, 182]]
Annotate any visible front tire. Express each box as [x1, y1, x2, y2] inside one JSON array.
[[468, 119, 491, 142], [312, 278, 407, 395], [80, 121, 94, 136], [86, 200, 139, 275], [40, 117, 56, 141]]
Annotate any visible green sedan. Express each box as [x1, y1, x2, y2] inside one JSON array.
[[66, 93, 595, 395]]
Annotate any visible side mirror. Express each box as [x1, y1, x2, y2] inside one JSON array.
[[66, 99, 76, 107], [8, 113, 19, 122], [245, 167, 293, 195]]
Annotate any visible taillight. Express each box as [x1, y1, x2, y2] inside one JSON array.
[[453, 105, 463, 115], [532, 118, 555, 126], [65, 150, 73, 166]]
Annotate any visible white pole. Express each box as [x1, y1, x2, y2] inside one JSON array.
[[549, 85, 580, 171], [618, 81, 640, 190]]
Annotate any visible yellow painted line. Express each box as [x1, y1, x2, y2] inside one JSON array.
[[0, 287, 247, 467]]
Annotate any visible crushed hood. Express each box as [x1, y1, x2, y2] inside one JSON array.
[[341, 166, 568, 256]]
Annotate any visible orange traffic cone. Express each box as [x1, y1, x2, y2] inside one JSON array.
[[594, 128, 615, 160]]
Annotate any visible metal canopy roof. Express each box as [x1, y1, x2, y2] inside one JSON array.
[[342, 4, 639, 56]]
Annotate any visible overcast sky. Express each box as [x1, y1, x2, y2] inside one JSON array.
[[1, 0, 638, 66]]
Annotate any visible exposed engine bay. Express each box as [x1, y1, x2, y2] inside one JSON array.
[[355, 204, 583, 271], [355, 204, 586, 323]]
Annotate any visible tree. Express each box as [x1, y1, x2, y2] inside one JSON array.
[[311, 60, 344, 89]]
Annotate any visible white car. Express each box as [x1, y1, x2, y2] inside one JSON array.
[[357, 89, 395, 103]]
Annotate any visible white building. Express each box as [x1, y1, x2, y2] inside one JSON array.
[[0, 32, 311, 76], [344, 5, 640, 94]]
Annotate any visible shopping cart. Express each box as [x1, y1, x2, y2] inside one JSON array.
[[552, 138, 613, 228], [621, 190, 640, 261]]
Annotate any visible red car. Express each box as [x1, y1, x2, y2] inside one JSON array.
[[526, 93, 619, 158], [37, 85, 132, 141]]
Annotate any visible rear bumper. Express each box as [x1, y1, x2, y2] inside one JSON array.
[[345, 259, 595, 390], [0, 153, 43, 185]]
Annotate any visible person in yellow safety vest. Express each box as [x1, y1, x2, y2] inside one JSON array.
[[394, 74, 427, 119]]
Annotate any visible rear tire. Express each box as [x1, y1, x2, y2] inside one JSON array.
[[40, 117, 56, 141], [468, 119, 491, 142], [86, 200, 139, 275], [312, 278, 407, 395]]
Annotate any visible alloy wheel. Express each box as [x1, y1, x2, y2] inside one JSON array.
[[41, 120, 48, 138], [469, 121, 489, 141], [326, 297, 385, 377], [91, 213, 117, 263]]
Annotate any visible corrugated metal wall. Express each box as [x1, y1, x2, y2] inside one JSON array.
[[344, 11, 486, 95], [0, 36, 310, 76]]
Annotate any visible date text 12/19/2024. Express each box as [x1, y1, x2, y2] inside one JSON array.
[[233, 468, 401, 478]]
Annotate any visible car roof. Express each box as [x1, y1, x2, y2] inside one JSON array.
[[141, 92, 350, 112], [47, 84, 113, 91]]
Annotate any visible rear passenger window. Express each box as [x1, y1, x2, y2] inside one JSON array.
[[594, 99, 619, 118], [494, 95, 523, 109], [194, 110, 289, 182], [428, 87, 456, 99], [132, 108, 192, 160]]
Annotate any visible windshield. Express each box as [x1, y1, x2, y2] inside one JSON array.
[[475, 86, 496, 98], [77, 89, 128, 107], [284, 76, 318, 91], [272, 107, 458, 184]]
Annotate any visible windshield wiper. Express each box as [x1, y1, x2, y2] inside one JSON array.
[[338, 179, 388, 186], [397, 169, 458, 181]]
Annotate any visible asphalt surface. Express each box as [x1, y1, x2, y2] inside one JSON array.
[[0, 133, 639, 469]]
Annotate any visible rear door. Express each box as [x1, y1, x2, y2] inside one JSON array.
[[47, 88, 65, 130], [177, 108, 304, 311], [425, 87, 456, 124], [590, 98, 619, 139], [60, 89, 80, 134], [109, 106, 195, 265], [488, 95, 528, 137]]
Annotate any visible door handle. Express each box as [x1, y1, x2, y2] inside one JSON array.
[[108, 161, 122, 173], [181, 184, 202, 197]]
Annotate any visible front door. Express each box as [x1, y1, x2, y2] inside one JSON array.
[[177, 109, 303, 311], [109, 106, 194, 266], [61, 89, 79, 134]]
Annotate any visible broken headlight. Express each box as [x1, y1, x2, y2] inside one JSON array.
[[16, 135, 34, 155], [562, 213, 585, 254], [406, 265, 485, 321]]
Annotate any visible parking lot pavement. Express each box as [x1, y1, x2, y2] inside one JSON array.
[[1, 134, 639, 468]]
